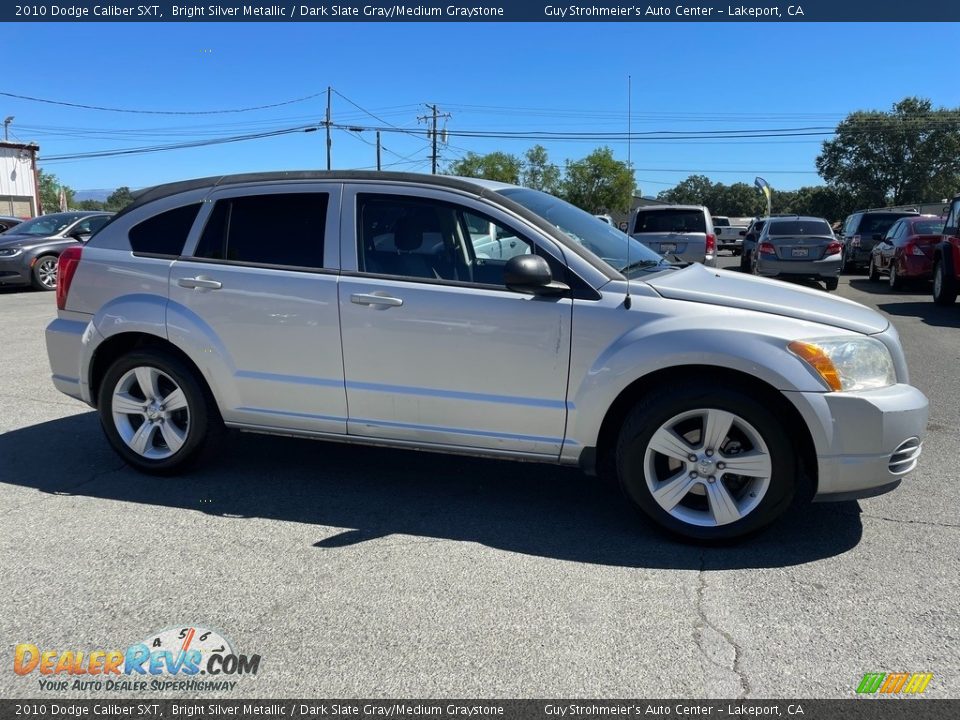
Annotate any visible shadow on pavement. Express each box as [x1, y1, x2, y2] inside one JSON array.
[[876, 299, 960, 329], [0, 412, 864, 570]]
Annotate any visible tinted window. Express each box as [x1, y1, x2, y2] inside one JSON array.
[[194, 193, 327, 269], [633, 209, 706, 234], [74, 215, 110, 235], [713, 217, 730, 227], [858, 213, 914, 236], [767, 220, 832, 236], [129, 204, 201, 256]]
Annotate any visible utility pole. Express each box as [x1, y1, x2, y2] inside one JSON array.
[[419, 104, 450, 174], [3, 116, 13, 142], [325, 86, 332, 170], [376, 130, 381, 171]]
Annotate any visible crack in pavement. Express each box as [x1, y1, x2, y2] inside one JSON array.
[[832, 508, 960, 530], [694, 551, 751, 699]]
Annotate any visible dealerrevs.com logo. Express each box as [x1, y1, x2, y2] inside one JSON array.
[[14, 626, 261, 692]]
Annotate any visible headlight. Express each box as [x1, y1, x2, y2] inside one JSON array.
[[788, 337, 895, 392], [0, 247, 21, 257]]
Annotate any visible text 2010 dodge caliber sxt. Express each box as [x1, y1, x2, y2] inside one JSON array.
[[45, 171, 928, 540]]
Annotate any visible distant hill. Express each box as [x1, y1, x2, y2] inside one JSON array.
[[73, 189, 114, 202]]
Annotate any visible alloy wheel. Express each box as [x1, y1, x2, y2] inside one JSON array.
[[111, 366, 191, 459], [36, 257, 58, 289]]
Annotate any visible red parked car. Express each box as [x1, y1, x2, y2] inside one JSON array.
[[933, 196, 960, 305], [868, 215, 944, 289]]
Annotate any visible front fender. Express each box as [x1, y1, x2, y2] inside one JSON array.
[[565, 320, 834, 451]]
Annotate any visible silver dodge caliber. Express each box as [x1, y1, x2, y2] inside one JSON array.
[[45, 172, 928, 540]]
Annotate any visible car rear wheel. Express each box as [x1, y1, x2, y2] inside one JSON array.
[[932, 259, 958, 306], [31, 255, 58, 291], [823, 277, 839, 292], [98, 349, 223, 474], [615, 383, 797, 541], [867, 256, 880, 282], [889, 262, 903, 290]]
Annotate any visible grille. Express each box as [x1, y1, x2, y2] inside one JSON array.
[[888, 437, 922, 475]]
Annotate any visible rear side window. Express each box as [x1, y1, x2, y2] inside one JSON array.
[[633, 209, 706, 234], [912, 220, 944, 235], [194, 193, 328, 269], [129, 204, 201, 256]]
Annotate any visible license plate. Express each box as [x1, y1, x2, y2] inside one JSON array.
[[791, 247, 809, 257], [661, 243, 677, 253]]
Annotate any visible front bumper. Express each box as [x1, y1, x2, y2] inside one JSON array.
[[0, 255, 30, 285], [785, 384, 928, 501]]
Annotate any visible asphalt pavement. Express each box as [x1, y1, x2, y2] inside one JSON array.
[[0, 258, 957, 700]]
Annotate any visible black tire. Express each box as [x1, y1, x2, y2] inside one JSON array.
[[867, 255, 880, 282], [97, 348, 223, 474], [31, 254, 58, 291], [739, 250, 751, 272], [889, 262, 902, 290], [824, 277, 839, 292], [615, 383, 798, 541], [932, 258, 958, 306]]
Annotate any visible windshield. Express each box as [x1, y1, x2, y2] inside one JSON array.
[[497, 187, 665, 273], [10, 213, 88, 237]]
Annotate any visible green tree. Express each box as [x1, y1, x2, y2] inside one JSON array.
[[817, 97, 960, 207], [657, 174, 715, 206], [75, 199, 106, 211], [447, 152, 522, 184], [38, 169, 75, 213], [560, 147, 635, 214], [521, 145, 561, 193], [105, 186, 135, 212]]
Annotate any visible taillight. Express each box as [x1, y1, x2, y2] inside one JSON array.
[[851, 234, 861, 248], [759, 241, 775, 254], [826, 241, 842, 255], [56, 245, 83, 310], [705, 233, 716, 254]]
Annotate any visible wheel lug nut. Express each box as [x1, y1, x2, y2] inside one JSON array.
[[717, 462, 726, 470], [688, 454, 697, 462], [708, 476, 716, 483], [705, 449, 714, 457], [689, 471, 699, 479]]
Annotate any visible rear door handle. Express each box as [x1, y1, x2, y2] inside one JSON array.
[[351, 293, 403, 307], [178, 276, 222, 290]]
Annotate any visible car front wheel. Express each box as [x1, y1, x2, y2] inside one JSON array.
[[31, 255, 58, 291], [868, 256, 880, 282], [616, 383, 797, 540], [98, 349, 222, 474]]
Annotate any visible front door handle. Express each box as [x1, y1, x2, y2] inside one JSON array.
[[178, 276, 222, 290], [351, 293, 403, 307]]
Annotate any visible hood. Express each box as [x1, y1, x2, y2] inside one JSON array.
[[0, 233, 60, 249], [644, 264, 888, 335]]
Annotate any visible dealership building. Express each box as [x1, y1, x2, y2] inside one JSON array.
[[0, 141, 41, 218]]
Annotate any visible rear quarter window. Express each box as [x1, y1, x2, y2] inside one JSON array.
[[128, 203, 202, 256]]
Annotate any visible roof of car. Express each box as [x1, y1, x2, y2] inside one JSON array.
[[118, 170, 621, 281], [767, 216, 829, 223], [634, 204, 706, 211]]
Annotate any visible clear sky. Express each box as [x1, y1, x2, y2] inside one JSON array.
[[5, 21, 958, 195]]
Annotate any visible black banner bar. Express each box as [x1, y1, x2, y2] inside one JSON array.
[[2, 1, 960, 22], [1, 700, 958, 720]]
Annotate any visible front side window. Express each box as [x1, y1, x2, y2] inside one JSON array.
[[944, 202, 960, 237], [357, 195, 539, 287], [74, 215, 110, 236], [194, 193, 327, 269]]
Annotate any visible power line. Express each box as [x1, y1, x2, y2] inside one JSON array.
[[0, 90, 325, 115]]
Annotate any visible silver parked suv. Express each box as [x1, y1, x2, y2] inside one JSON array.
[[46, 172, 928, 540], [629, 204, 717, 266]]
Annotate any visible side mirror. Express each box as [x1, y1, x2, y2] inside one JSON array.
[[503, 255, 568, 295], [69, 231, 90, 242]]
